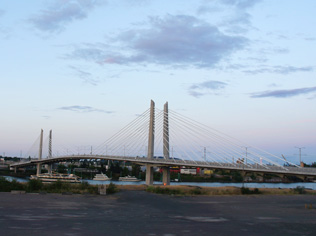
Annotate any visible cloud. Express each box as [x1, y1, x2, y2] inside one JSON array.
[[250, 86, 316, 98], [243, 65, 314, 75], [221, 0, 262, 9], [198, 0, 261, 14], [197, 0, 262, 32], [58, 105, 113, 113], [304, 37, 316, 41], [188, 80, 228, 98], [69, 15, 248, 69], [29, 0, 105, 32], [68, 65, 100, 85]]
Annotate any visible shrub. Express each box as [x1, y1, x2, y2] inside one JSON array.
[[0, 177, 25, 192], [27, 179, 43, 192], [106, 183, 118, 194], [42, 180, 71, 193], [292, 186, 306, 194], [146, 186, 182, 195], [190, 187, 203, 195], [241, 187, 261, 195]]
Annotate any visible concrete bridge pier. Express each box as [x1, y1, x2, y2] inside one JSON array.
[[47, 164, 52, 174], [146, 164, 154, 185], [36, 163, 42, 176], [162, 167, 170, 185]]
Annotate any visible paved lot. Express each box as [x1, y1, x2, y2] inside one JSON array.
[[0, 191, 316, 235]]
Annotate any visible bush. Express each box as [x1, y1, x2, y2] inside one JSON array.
[[190, 187, 203, 195], [292, 186, 306, 194], [241, 187, 261, 195], [42, 180, 71, 193], [0, 177, 25, 192], [106, 183, 118, 194], [27, 179, 43, 192]]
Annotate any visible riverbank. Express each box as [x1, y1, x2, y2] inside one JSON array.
[[2, 175, 316, 195], [118, 184, 316, 195]]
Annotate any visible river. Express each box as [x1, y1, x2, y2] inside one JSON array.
[[2, 176, 316, 190]]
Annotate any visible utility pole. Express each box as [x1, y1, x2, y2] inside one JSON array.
[[242, 146, 250, 165], [200, 146, 210, 161], [295, 147, 305, 165]]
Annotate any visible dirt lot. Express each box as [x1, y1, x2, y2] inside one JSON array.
[[0, 190, 316, 235]]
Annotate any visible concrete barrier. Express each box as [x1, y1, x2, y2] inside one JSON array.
[[98, 185, 107, 195]]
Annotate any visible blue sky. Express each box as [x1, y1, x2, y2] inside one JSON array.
[[0, 0, 315, 164]]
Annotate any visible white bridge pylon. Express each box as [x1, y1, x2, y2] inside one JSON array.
[[11, 100, 316, 184]]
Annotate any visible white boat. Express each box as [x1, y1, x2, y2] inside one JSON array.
[[118, 175, 141, 182], [93, 173, 111, 181], [30, 173, 81, 183]]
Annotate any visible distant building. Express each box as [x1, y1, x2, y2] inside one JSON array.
[[180, 168, 198, 175]]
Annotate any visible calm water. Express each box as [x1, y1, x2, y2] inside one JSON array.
[[3, 176, 316, 190]]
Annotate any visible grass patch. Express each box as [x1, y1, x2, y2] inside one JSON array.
[[146, 186, 183, 195], [0, 177, 99, 194]]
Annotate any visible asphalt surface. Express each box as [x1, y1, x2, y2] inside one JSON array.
[[0, 191, 316, 236]]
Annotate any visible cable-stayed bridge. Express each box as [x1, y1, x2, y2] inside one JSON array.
[[11, 100, 316, 185]]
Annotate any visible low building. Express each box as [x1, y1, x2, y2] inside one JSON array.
[[180, 168, 197, 175]]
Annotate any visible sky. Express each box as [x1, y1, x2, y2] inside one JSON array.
[[0, 0, 315, 164]]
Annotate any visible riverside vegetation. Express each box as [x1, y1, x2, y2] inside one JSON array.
[[0, 177, 314, 196]]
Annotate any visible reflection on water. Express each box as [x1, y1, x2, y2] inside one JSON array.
[[2, 176, 316, 190]]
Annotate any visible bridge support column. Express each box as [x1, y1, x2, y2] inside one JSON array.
[[146, 164, 153, 185], [36, 163, 42, 176], [47, 164, 52, 175], [162, 167, 170, 185], [14, 167, 17, 174]]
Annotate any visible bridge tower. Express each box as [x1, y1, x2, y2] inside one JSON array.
[[162, 102, 170, 185], [46, 130, 53, 174], [146, 100, 155, 185], [36, 129, 43, 176]]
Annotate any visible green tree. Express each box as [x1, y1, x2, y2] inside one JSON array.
[[122, 167, 129, 176], [57, 164, 67, 173], [131, 164, 141, 176]]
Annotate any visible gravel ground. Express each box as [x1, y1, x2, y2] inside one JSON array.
[[0, 191, 316, 236]]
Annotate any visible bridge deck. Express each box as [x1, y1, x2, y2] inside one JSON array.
[[10, 155, 316, 177]]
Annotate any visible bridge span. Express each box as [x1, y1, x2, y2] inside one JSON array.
[[11, 154, 316, 180], [10, 100, 316, 184]]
